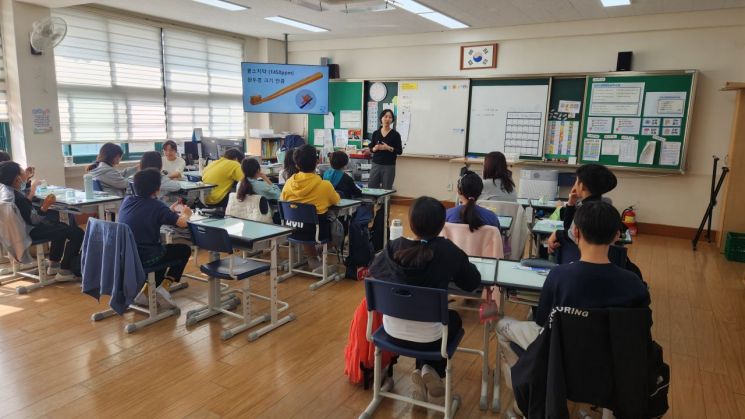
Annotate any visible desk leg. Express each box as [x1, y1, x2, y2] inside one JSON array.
[[247, 237, 296, 341], [383, 196, 389, 248], [97, 204, 106, 221], [492, 288, 507, 413]]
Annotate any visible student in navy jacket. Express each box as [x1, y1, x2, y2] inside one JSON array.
[[496, 200, 650, 416]]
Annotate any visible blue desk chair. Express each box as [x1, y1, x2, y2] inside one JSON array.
[[84, 219, 181, 333], [361, 278, 463, 418], [186, 222, 278, 340], [278, 201, 340, 291]]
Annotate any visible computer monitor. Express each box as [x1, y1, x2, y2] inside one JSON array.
[[183, 141, 200, 165], [201, 138, 245, 161]]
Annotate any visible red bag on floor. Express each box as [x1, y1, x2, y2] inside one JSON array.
[[344, 297, 396, 388]]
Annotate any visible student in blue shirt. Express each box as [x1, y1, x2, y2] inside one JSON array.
[[323, 151, 361, 198], [239, 158, 281, 201], [118, 168, 192, 308], [445, 170, 499, 231]]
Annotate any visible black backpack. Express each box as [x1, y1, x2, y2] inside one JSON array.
[[345, 204, 374, 279]]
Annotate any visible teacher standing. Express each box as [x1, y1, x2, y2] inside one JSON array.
[[368, 109, 402, 189]]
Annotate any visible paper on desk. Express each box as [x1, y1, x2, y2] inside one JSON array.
[[618, 139, 639, 163]]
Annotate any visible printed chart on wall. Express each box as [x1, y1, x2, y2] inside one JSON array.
[[545, 78, 585, 164], [467, 78, 550, 159], [580, 72, 696, 171]]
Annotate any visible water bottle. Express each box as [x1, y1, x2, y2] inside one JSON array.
[[83, 173, 94, 199], [390, 219, 403, 241]]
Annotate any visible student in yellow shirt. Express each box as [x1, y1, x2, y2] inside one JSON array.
[[280, 144, 340, 270], [201, 148, 244, 208]]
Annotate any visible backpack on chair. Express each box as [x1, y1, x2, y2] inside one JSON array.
[[345, 203, 374, 279]]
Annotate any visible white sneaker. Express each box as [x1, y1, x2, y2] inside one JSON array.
[[54, 269, 77, 280], [306, 256, 322, 270], [133, 291, 149, 307], [46, 263, 61, 276], [155, 286, 178, 309], [312, 264, 336, 275]]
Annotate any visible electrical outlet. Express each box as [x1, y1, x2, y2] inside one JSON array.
[[447, 183, 453, 191]]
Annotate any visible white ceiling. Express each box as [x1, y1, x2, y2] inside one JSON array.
[[20, 0, 745, 41]]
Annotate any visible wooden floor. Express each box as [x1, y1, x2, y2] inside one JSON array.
[[1, 204, 745, 418]]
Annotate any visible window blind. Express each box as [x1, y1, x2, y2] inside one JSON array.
[[0, 34, 8, 122], [163, 29, 244, 139], [53, 10, 166, 142]]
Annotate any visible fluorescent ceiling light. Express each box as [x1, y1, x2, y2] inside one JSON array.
[[419, 12, 468, 29], [600, 0, 631, 6], [389, 0, 469, 29], [389, 0, 432, 14], [192, 0, 248, 11], [265, 16, 328, 32]]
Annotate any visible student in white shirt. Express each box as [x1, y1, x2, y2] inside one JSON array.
[[161, 140, 186, 180], [481, 151, 517, 202]]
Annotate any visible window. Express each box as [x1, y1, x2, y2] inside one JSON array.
[[0, 35, 10, 154], [163, 29, 244, 139], [54, 10, 167, 145], [0, 33, 8, 122], [53, 9, 246, 158]]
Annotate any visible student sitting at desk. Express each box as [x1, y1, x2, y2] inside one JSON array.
[[225, 159, 275, 223], [201, 148, 244, 208], [280, 144, 340, 272], [137, 151, 181, 196], [547, 163, 617, 252], [481, 151, 517, 202], [161, 140, 186, 180], [369, 196, 480, 404], [239, 158, 281, 201], [0, 161, 84, 278], [445, 171, 499, 230], [497, 201, 649, 415], [323, 151, 361, 198], [119, 168, 192, 308], [86, 143, 138, 197]]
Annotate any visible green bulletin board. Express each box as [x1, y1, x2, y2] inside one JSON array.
[[545, 77, 585, 162], [363, 81, 398, 140], [307, 81, 363, 146], [580, 72, 696, 171]]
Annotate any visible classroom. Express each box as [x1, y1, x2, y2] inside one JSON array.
[[0, 0, 744, 417]]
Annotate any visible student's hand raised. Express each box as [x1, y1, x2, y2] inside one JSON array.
[[567, 186, 579, 206], [24, 167, 35, 180]]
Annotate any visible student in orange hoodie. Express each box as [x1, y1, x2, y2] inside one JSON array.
[[280, 144, 340, 271]]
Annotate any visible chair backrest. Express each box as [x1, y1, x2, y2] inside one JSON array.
[[187, 222, 234, 253], [364, 278, 449, 324], [128, 181, 135, 195], [541, 307, 656, 417], [278, 201, 319, 227], [440, 222, 504, 259], [477, 199, 528, 258], [92, 179, 103, 192]]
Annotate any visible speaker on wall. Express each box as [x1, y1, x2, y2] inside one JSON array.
[[616, 51, 632, 71], [328, 64, 340, 79]]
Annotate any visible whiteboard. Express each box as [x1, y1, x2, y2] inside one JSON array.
[[467, 84, 550, 157], [397, 79, 470, 157]]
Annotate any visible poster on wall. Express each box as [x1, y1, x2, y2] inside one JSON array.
[[32, 108, 52, 134]]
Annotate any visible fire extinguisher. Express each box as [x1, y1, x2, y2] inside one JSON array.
[[622, 206, 638, 236]]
